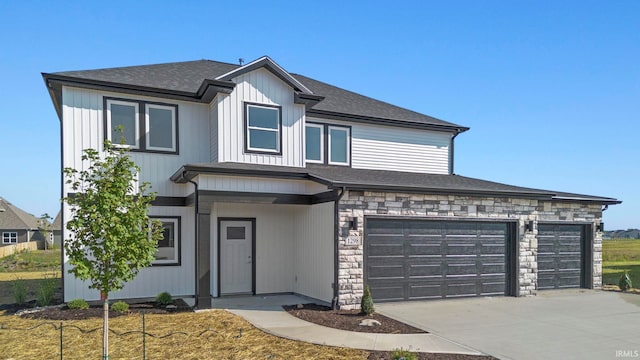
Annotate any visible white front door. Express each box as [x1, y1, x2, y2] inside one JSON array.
[[220, 220, 253, 295]]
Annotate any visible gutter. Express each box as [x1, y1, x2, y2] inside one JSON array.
[[332, 186, 346, 310]]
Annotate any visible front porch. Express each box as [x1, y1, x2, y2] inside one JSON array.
[[188, 181, 337, 308]]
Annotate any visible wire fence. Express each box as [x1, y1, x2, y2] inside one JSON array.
[[0, 311, 225, 360]]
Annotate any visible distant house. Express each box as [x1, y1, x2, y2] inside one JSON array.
[[0, 197, 46, 247], [52, 211, 62, 247]]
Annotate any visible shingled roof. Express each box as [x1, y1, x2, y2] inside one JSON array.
[[43, 57, 467, 132], [170, 162, 621, 204], [0, 197, 41, 230]]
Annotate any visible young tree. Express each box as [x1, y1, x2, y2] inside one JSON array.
[[63, 140, 163, 360], [37, 213, 53, 250]]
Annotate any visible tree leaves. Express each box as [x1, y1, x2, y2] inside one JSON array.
[[62, 140, 164, 298]]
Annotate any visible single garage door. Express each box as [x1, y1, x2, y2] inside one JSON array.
[[537, 224, 586, 289], [365, 218, 513, 302]]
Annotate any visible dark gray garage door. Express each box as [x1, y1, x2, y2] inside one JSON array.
[[365, 219, 511, 302], [537, 224, 585, 289]]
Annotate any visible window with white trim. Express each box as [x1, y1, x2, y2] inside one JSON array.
[[105, 97, 178, 154], [152, 217, 180, 265], [2, 232, 17, 244], [328, 126, 350, 165], [245, 103, 281, 154], [305, 123, 324, 163]]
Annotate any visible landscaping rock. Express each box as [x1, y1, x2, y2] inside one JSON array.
[[359, 319, 381, 327], [166, 304, 177, 310], [296, 304, 304, 309]]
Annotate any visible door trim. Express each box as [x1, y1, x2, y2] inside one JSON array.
[[217, 218, 256, 296]]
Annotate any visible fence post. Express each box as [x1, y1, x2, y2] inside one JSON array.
[[142, 310, 146, 360], [60, 321, 63, 360]]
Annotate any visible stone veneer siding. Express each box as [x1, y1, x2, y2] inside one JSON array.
[[337, 190, 603, 310]]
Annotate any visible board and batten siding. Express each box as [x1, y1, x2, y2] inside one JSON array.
[[61, 86, 210, 198], [210, 101, 218, 162], [216, 68, 305, 167], [210, 202, 334, 302], [211, 203, 295, 297], [293, 202, 334, 302], [62, 205, 195, 301], [307, 117, 452, 174], [198, 174, 327, 195]]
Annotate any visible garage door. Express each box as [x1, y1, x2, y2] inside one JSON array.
[[364, 219, 511, 302], [537, 224, 585, 289]]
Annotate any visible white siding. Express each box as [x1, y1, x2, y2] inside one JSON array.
[[198, 174, 327, 195], [61, 86, 208, 301], [63, 205, 195, 301], [293, 202, 334, 302], [217, 68, 305, 167], [210, 100, 218, 162], [307, 117, 452, 174], [61, 86, 210, 198], [211, 203, 296, 296], [211, 202, 334, 302]]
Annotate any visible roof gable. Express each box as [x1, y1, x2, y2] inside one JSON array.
[[0, 197, 41, 230], [216, 56, 313, 94]]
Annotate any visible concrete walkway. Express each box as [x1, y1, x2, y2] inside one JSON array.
[[202, 294, 483, 354]]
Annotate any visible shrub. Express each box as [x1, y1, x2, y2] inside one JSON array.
[[12, 278, 27, 305], [361, 285, 375, 315], [619, 271, 633, 291], [392, 348, 418, 360], [111, 301, 129, 312], [36, 276, 57, 307], [156, 292, 173, 306], [67, 299, 89, 310]]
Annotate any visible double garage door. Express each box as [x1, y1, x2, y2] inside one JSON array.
[[364, 218, 514, 302], [364, 219, 588, 302]]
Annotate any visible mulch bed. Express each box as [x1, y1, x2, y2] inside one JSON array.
[[4, 299, 192, 320], [283, 303, 426, 334]]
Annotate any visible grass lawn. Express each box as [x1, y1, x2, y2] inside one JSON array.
[[0, 249, 61, 272], [602, 239, 640, 288]]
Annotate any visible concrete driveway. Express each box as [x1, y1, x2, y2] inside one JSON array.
[[378, 290, 640, 360]]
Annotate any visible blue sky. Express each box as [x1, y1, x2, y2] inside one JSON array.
[[0, 1, 637, 229]]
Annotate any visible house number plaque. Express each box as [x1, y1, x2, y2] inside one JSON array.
[[345, 230, 361, 246]]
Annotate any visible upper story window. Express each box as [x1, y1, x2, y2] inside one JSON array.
[[105, 98, 178, 154], [305, 123, 324, 163], [328, 126, 350, 166], [2, 232, 17, 244], [245, 103, 281, 154], [305, 123, 350, 166]]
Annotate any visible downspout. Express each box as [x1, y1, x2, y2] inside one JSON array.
[[450, 131, 461, 175], [186, 177, 199, 308], [332, 186, 346, 310]]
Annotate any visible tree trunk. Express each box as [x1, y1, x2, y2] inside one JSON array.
[[103, 295, 109, 360]]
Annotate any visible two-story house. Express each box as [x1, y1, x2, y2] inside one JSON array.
[[43, 56, 620, 309]]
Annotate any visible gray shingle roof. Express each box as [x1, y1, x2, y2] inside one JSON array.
[[0, 197, 41, 230], [45, 59, 465, 130], [170, 163, 620, 204], [52, 210, 62, 231]]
